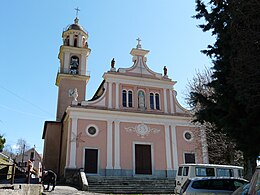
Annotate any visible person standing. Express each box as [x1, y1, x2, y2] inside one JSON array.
[[42, 170, 57, 191]]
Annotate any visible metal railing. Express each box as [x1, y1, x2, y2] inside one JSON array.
[[0, 163, 33, 184], [58, 68, 90, 77]]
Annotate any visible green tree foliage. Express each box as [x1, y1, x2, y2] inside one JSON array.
[[0, 135, 6, 152], [192, 0, 260, 176]]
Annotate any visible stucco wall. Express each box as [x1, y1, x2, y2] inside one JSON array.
[[76, 119, 107, 170], [59, 117, 69, 177], [57, 78, 86, 120], [176, 126, 203, 164], [43, 122, 62, 174]]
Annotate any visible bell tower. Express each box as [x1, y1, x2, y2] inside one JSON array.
[[56, 17, 91, 120]]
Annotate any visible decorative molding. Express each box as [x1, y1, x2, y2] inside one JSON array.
[[125, 123, 160, 138], [67, 107, 193, 126]]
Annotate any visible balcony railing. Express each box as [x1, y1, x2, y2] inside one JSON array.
[[58, 68, 90, 77]]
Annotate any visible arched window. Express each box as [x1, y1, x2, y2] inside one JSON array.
[[122, 90, 127, 107], [149, 92, 160, 110], [82, 37, 85, 47], [150, 93, 154, 109], [70, 56, 79, 74], [138, 90, 145, 109], [128, 91, 133, 107], [155, 93, 160, 110], [64, 36, 69, 46], [122, 90, 133, 107], [74, 35, 78, 47]]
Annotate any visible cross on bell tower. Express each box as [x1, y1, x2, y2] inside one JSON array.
[[75, 7, 80, 17]]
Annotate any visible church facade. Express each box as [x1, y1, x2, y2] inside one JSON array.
[[42, 17, 208, 179]]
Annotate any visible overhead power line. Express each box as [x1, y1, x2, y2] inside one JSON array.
[[0, 84, 53, 117]]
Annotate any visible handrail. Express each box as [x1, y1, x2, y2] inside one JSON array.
[[0, 163, 33, 184]]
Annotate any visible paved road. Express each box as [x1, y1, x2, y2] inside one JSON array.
[[42, 185, 105, 195]]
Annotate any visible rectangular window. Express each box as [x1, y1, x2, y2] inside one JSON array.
[[178, 167, 183, 176], [150, 93, 154, 109], [217, 168, 234, 177], [196, 167, 215, 177], [128, 91, 133, 107], [155, 94, 160, 110], [30, 151, 34, 160], [238, 169, 243, 177], [122, 90, 127, 107], [184, 153, 195, 163], [183, 167, 189, 176]]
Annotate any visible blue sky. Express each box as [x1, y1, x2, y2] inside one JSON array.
[[0, 0, 213, 154]]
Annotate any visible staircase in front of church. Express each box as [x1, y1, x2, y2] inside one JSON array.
[[87, 176, 176, 194]]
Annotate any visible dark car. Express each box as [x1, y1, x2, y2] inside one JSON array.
[[248, 166, 260, 195], [180, 177, 249, 195]]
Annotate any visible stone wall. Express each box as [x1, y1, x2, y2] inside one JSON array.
[[0, 184, 42, 195]]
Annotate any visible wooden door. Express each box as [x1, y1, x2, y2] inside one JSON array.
[[84, 149, 98, 174], [135, 144, 152, 174]]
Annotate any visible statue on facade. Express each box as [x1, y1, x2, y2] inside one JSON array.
[[72, 88, 78, 101], [138, 91, 145, 109], [69, 88, 79, 102], [111, 58, 115, 68], [163, 66, 168, 77], [110, 58, 116, 72]]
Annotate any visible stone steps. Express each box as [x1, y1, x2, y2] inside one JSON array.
[[87, 176, 176, 194]]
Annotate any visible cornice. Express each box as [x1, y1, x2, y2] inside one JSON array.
[[55, 73, 90, 86], [66, 106, 194, 126], [103, 73, 176, 89], [58, 46, 91, 59], [62, 29, 88, 38]]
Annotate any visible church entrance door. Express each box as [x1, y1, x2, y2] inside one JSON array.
[[84, 148, 98, 174], [135, 144, 152, 175]]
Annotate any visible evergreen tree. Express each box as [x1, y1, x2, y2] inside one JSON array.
[[192, 0, 260, 177], [186, 69, 243, 165], [0, 135, 6, 152]]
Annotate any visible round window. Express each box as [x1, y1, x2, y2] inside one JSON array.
[[183, 131, 193, 141], [185, 132, 192, 140], [88, 126, 97, 135], [86, 124, 99, 137]]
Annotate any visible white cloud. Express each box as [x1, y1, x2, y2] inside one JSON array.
[[11, 144, 19, 150]]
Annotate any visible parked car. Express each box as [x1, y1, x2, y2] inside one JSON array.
[[248, 166, 260, 195], [231, 183, 249, 195], [180, 177, 249, 195], [176, 164, 244, 193]]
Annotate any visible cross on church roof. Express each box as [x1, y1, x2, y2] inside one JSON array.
[[136, 37, 142, 49], [75, 7, 80, 18]]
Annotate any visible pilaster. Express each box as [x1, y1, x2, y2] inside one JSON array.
[[68, 117, 77, 168], [114, 121, 121, 169], [169, 89, 174, 114], [165, 124, 173, 177], [108, 82, 112, 109], [115, 83, 119, 109], [163, 88, 168, 113], [106, 120, 113, 169], [171, 124, 178, 170]]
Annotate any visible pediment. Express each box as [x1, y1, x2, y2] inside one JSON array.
[[118, 48, 162, 79]]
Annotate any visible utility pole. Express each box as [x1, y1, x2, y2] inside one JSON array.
[[21, 144, 25, 166]]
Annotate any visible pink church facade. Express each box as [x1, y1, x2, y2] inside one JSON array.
[[42, 18, 208, 179]]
